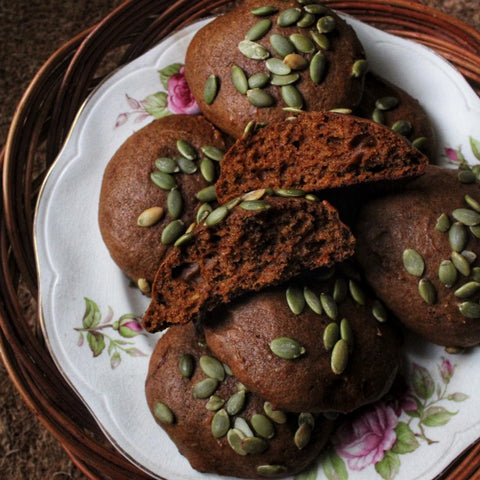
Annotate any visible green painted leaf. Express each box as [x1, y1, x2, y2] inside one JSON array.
[[142, 92, 170, 118], [375, 451, 400, 480], [294, 460, 318, 480], [158, 63, 183, 89], [447, 392, 469, 402], [422, 406, 457, 427], [82, 297, 101, 329], [470, 136, 480, 160], [110, 352, 121, 369], [411, 362, 435, 399], [87, 332, 105, 357], [126, 348, 147, 357], [322, 449, 348, 480], [391, 422, 419, 454]]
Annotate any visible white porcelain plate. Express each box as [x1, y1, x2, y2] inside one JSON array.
[[35, 13, 480, 480]]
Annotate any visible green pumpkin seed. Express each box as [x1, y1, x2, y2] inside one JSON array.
[[204, 74, 219, 105], [167, 188, 183, 219], [270, 72, 300, 86], [281, 85, 303, 108], [470, 224, 480, 238], [227, 428, 248, 455], [323, 322, 339, 351], [238, 40, 270, 60], [284, 53, 309, 70], [266, 58, 291, 75], [391, 119, 412, 137], [263, 402, 287, 424], [251, 5, 279, 16], [311, 31, 330, 50], [241, 436, 268, 454], [310, 51, 326, 84], [412, 137, 428, 151], [137, 278, 150, 294], [305, 193, 319, 202], [234, 417, 254, 437], [177, 139, 197, 160], [303, 286, 322, 314], [205, 205, 229, 227], [289, 33, 315, 53], [452, 208, 480, 226], [372, 108, 385, 124], [200, 355, 225, 380], [320, 293, 338, 320], [247, 88, 275, 108], [248, 72, 270, 89], [256, 465, 287, 477], [196, 202, 212, 223], [462, 250, 477, 263], [178, 353, 195, 378], [459, 301, 480, 318], [245, 19, 272, 41], [297, 12, 315, 27], [155, 157, 178, 173], [472, 267, 480, 282], [438, 260, 457, 288], [193, 377, 218, 399], [270, 34, 295, 57], [150, 170, 177, 190], [161, 219, 186, 245], [240, 199, 271, 211], [277, 7, 302, 26], [317, 15, 336, 33], [274, 188, 305, 197], [201, 145, 225, 161], [458, 169, 476, 184], [251, 413, 275, 439], [372, 299, 388, 323], [270, 337, 306, 359], [211, 409, 230, 438], [449, 222, 468, 252], [206, 395, 225, 411], [196, 185, 217, 202], [331, 338, 349, 374], [176, 156, 197, 174], [329, 108, 352, 114], [340, 318, 354, 350], [418, 278, 437, 304], [174, 231, 195, 247], [402, 248, 425, 277], [231, 65, 249, 94], [286, 285, 305, 314], [153, 401, 175, 424], [298, 412, 315, 427], [333, 278, 348, 303], [454, 281, 480, 298], [225, 197, 242, 210], [305, 4, 327, 14], [349, 279, 366, 305], [200, 157, 216, 183], [435, 213, 451, 232], [137, 206, 164, 227], [451, 251, 471, 276], [294, 422, 312, 450], [226, 390, 246, 415], [352, 59, 368, 78], [375, 96, 399, 111], [465, 194, 480, 213]]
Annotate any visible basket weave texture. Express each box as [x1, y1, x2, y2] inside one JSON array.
[[1, 0, 480, 479]]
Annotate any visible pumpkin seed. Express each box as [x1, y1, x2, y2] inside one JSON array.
[[251, 413, 275, 439], [242, 189, 266, 201], [284, 53, 308, 70], [412, 137, 428, 151], [137, 278, 150, 294], [349, 279, 366, 305], [251, 5, 279, 16], [270, 34, 295, 57], [438, 260, 457, 288], [352, 59, 368, 78], [205, 205, 229, 227], [266, 58, 291, 75], [448, 222, 468, 252], [304, 286, 322, 314], [206, 395, 225, 411], [167, 189, 183, 219], [178, 353, 195, 378], [459, 301, 480, 318], [473, 267, 480, 282], [270, 72, 300, 86], [305, 193, 319, 202], [277, 7, 302, 26], [234, 417, 254, 437], [435, 213, 451, 232], [320, 293, 338, 320], [372, 108, 385, 124], [196, 185, 217, 202], [323, 322, 339, 351], [281, 85, 303, 108], [155, 157, 178, 173], [311, 31, 330, 50], [329, 108, 352, 114], [238, 40, 270, 60], [196, 203, 212, 223], [150, 170, 176, 190], [331, 338, 349, 374], [317, 15, 335, 33], [227, 428, 248, 455], [201, 145, 225, 161], [452, 208, 480, 226], [402, 248, 425, 277], [225, 197, 242, 210], [451, 251, 471, 276], [211, 409, 230, 438], [462, 250, 477, 263], [174, 231, 194, 248], [274, 188, 305, 197], [391, 119, 412, 136], [465, 194, 480, 213], [241, 436, 268, 454], [237, 382, 248, 392], [245, 19, 272, 41], [458, 169, 476, 184], [270, 337, 306, 359], [153, 401, 174, 424], [454, 281, 480, 298], [298, 412, 315, 427], [375, 96, 399, 111], [286, 285, 305, 314], [203, 74, 218, 105], [137, 206, 164, 227], [333, 278, 348, 303], [340, 318, 354, 350], [418, 278, 437, 304], [310, 51, 326, 84], [264, 402, 287, 424], [297, 12, 315, 27], [161, 219, 185, 245], [372, 299, 388, 323], [289, 33, 315, 53], [294, 422, 312, 450], [200, 355, 225, 380], [248, 72, 270, 89], [305, 4, 327, 14], [176, 156, 197, 175], [445, 346, 465, 354], [226, 390, 246, 415], [192, 377, 218, 399], [256, 465, 287, 477], [247, 88, 275, 107], [177, 139, 197, 160], [231, 65, 248, 94], [240, 200, 271, 211], [200, 157, 216, 183], [470, 224, 480, 238]]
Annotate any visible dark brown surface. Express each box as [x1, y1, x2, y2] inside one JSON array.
[[0, 1, 479, 480]]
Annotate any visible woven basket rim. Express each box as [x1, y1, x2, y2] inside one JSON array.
[[2, 1, 480, 479]]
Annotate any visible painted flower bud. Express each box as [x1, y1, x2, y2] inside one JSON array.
[[118, 315, 143, 338]]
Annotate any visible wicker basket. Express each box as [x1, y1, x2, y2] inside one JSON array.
[[1, 0, 480, 479]]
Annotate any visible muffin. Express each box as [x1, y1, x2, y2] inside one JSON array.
[[145, 322, 335, 479], [185, 0, 367, 138], [98, 114, 226, 291], [203, 265, 403, 413], [355, 164, 480, 348]]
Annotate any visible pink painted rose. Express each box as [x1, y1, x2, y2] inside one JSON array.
[[444, 147, 464, 163], [440, 357, 454, 383], [167, 67, 200, 115], [117, 316, 143, 338], [334, 402, 399, 471]]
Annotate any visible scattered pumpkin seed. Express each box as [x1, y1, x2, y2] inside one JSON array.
[[451, 251, 471, 276], [320, 293, 338, 320], [454, 281, 480, 298], [311, 31, 330, 50], [153, 401, 174, 424], [270, 33, 296, 57], [225, 197, 242, 210], [137, 206, 164, 227], [203, 74, 218, 105], [227, 428, 248, 455], [391, 119, 412, 137], [200, 157, 216, 183], [177, 139, 197, 160], [462, 250, 477, 263], [304, 286, 322, 314], [174, 231, 194, 248], [297, 12, 315, 27], [251, 413, 275, 439], [192, 377, 219, 399], [298, 412, 315, 427], [449, 222, 468, 252], [239, 200, 271, 211], [211, 409, 230, 438], [402, 248, 425, 277], [226, 390, 246, 416], [333, 278, 348, 303], [310, 51, 326, 84], [238, 39, 270, 60], [329, 108, 352, 114], [289, 33, 315, 53], [248, 72, 270, 89], [473, 267, 480, 282], [231, 65, 249, 94], [435, 213, 450, 232], [270, 72, 300, 85], [331, 338, 349, 374], [247, 88, 275, 107], [294, 422, 312, 449], [352, 59, 368, 78], [161, 219, 186, 245], [167, 189, 183, 219], [372, 299, 388, 323], [234, 417, 254, 437], [283, 53, 308, 70], [256, 465, 287, 477], [150, 170, 176, 190], [173, 157, 196, 175], [317, 15, 336, 33], [196, 185, 217, 202], [264, 402, 287, 424], [465, 194, 480, 213], [137, 278, 150, 294], [245, 19, 272, 41], [205, 205, 229, 227], [349, 279, 366, 305], [201, 145, 225, 161], [323, 322, 339, 351], [242, 189, 266, 201], [155, 157, 178, 173], [277, 7, 302, 26], [418, 278, 437, 304], [305, 4, 327, 14], [438, 260, 457, 288], [340, 318, 354, 350], [270, 337, 306, 359], [242, 436, 268, 454], [178, 354, 195, 378], [375, 96, 399, 111], [274, 188, 305, 197], [196, 203, 212, 223], [452, 208, 480, 226], [286, 285, 305, 314], [266, 57, 292, 75], [412, 137, 428, 151], [251, 5, 279, 16], [458, 169, 476, 184], [459, 301, 480, 318], [372, 108, 385, 124], [206, 395, 225, 411], [470, 224, 480, 238], [305, 193, 319, 202], [281, 85, 303, 108], [199, 355, 225, 381]]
